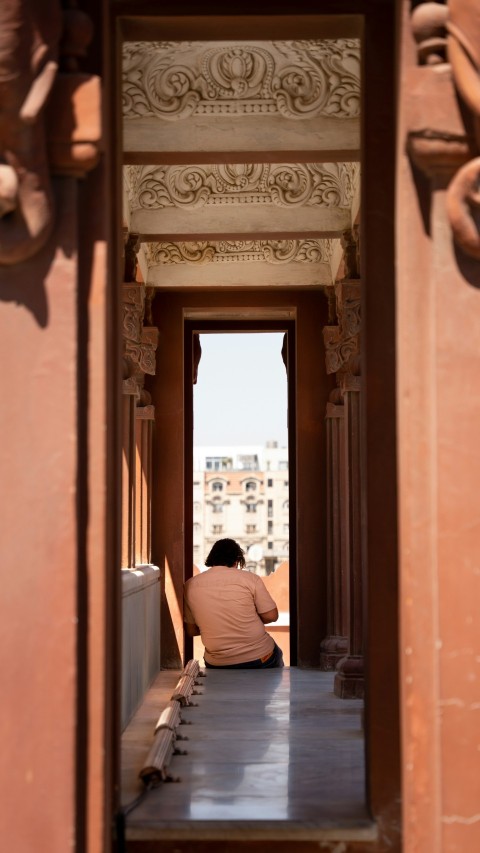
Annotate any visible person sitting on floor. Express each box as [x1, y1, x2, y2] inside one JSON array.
[[183, 537, 284, 669]]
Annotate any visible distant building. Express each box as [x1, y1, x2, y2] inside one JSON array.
[[193, 442, 289, 575]]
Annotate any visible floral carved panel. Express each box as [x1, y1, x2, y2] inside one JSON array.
[[124, 163, 359, 211], [145, 239, 335, 267], [122, 40, 360, 122]]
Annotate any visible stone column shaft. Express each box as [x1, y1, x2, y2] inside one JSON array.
[[320, 398, 348, 669], [334, 377, 364, 698]]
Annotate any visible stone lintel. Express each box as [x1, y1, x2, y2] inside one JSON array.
[[123, 116, 360, 165], [147, 259, 334, 289]]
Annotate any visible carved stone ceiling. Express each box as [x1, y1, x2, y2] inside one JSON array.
[[122, 39, 361, 289]]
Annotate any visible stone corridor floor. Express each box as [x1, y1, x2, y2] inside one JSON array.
[[121, 667, 376, 843]]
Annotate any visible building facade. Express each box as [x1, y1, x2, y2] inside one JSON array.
[[193, 444, 289, 573]]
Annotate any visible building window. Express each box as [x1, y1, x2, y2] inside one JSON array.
[[212, 503, 223, 513], [283, 523, 289, 534], [279, 460, 288, 470], [284, 480, 289, 487], [206, 457, 232, 471], [246, 524, 256, 534], [194, 501, 201, 512], [212, 524, 223, 534], [268, 541, 273, 550], [245, 503, 257, 513], [193, 522, 201, 532], [245, 480, 257, 492], [284, 542, 289, 553], [268, 520, 273, 534], [211, 481, 223, 492], [268, 499, 273, 518], [283, 500, 289, 510], [267, 478, 273, 487], [238, 454, 259, 471]]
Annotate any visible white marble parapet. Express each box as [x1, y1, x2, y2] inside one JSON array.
[[121, 564, 161, 731]]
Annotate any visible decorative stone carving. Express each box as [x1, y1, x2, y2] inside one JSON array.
[[136, 405, 156, 421], [445, 1, 480, 259], [411, 1, 448, 65], [125, 162, 359, 211], [145, 239, 334, 267], [122, 40, 360, 122], [125, 326, 159, 377], [125, 342, 156, 376], [122, 284, 145, 343], [323, 282, 361, 375], [0, 0, 61, 264], [446, 157, 480, 260]]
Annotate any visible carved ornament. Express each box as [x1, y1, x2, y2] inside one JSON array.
[[122, 376, 139, 397], [145, 239, 334, 267], [123, 304, 143, 343], [323, 281, 360, 375], [136, 405, 156, 421], [126, 342, 157, 376], [408, 1, 480, 260], [445, 1, 480, 259], [122, 40, 360, 122], [0, 0, 61, 264], [125, 162, 359, 211]]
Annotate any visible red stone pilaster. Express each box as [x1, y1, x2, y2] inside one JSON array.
[[334, 368, 364, 699], [319, 388, 348, 669]]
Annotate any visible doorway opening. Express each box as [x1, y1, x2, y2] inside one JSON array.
[[191, 331, 291, 664], [183, 318, 298, 667]]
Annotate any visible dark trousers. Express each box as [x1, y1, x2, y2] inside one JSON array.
[[204, 641, 284, 669]]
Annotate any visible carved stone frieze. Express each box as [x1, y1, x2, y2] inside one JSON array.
[[122, 40, 360, 122], [145, 239, 334, 267], [124, 162, 360, 211]]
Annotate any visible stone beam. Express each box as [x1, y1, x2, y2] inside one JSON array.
[[131, 204, 352, 240], [123, 116, 360, 165], [146, 259, 333, 289]]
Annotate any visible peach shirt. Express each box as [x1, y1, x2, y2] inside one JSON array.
[[183, 566, 276, 665]]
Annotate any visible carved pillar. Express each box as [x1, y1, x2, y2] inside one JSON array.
[[121, 265, 160, 565], [122, 282, 144, 569], [334, 364, 364, 699], [323, 281, 364, 697], [320, 388, 348, 669]]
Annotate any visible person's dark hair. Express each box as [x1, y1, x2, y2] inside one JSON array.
[[205, 538, 246, 569]]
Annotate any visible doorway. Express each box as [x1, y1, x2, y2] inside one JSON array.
[[189, 328, 292, 665]]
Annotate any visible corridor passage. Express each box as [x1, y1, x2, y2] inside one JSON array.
[[122, 668, 375, 843]]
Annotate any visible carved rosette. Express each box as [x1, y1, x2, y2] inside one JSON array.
[[122, 40, 360, 122], [323, 281, 361, 377], [124, 162, 359, 211], [145, 238, 335, 267]]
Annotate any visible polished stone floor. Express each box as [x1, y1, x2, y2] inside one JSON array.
[[121, 667, 375, 842]]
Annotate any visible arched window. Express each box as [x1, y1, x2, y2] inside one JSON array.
[[283, 500, 289, 511], [211, 481, 223, 492], [245, 480, 257, 492]]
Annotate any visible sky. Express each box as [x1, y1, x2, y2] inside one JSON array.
[[194, 333, 288, 447]]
